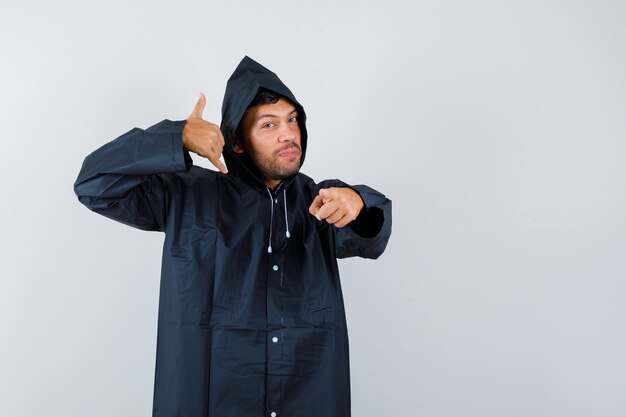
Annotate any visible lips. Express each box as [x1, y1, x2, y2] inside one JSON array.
[[280, 150, 300, 157]]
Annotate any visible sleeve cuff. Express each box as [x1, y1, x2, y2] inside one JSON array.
[[170, 119, 193, 171]]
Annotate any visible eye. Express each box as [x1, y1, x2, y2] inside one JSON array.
[[289, 117, 298, 123], [263, 123, 275, 129]]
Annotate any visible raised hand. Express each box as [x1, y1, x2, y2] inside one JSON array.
[[182, 93, 228, 174], [309, 188, 364, 228]]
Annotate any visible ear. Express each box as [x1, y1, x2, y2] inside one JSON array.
[[233, 136, 245, 154]]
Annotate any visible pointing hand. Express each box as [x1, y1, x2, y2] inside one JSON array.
[[309, 188, 365, 228], [182, 93, 228, 174]]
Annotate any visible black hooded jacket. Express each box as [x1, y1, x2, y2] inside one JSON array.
[[74, 56, 392, 417]]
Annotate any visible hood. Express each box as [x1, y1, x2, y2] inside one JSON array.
[[220, 56, 308, 185]]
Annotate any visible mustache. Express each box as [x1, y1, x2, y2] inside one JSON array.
[[274, 143, 301, 156]]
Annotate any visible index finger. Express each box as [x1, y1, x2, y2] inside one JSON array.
[[309, 195, 324, 216]]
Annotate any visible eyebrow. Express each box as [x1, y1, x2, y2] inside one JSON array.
[[255, 108, 298, 123]]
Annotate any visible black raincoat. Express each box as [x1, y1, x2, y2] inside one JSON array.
[[74, 56, 392, 417]]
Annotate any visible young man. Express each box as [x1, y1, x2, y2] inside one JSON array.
[[75, 56, 392, 417]]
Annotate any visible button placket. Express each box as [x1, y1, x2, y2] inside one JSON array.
[[266, 197, 287, 417]]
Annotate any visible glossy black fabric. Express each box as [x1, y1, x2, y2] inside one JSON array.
[[74, 56, 392, 417]]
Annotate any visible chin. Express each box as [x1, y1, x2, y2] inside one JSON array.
[[279, 167, 300, 179]]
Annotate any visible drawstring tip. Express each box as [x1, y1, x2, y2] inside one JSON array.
[[286, 231, 291, 238], [267, 245, 273, 254]]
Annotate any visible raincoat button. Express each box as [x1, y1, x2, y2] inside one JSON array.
[[272, 336, 279, 343], [272, 265, 279, 271]]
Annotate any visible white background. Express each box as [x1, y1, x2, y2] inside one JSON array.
[[1, 1, 625, 416]]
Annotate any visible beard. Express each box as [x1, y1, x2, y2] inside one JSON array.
[[247, 143, 302, 182]]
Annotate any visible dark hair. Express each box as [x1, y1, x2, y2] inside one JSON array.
[[235, 87, 293, 142], [249, 87, 283, 107]]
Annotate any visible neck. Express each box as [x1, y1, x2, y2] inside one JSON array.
[[264, 178, 281, 190]]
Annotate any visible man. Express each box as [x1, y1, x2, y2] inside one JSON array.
[[74, 56, 392, 417]]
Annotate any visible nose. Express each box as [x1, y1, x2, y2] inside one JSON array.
[[277, 123, 296, 143]]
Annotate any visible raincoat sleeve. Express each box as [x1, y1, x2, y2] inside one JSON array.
[[316, 180, 392, 259], [73, 119, 192, 232]]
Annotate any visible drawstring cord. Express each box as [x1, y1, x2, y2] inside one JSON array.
[[266, 187, 291, 254], [266, 188, 274, 253], [284, 188, 291, 239]]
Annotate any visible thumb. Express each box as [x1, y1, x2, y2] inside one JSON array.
[[189, 92, 206, 118]]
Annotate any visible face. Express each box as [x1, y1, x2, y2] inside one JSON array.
[[235, 98, 302, 188]]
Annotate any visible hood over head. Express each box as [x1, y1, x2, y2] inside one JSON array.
[[220, 56, 308, 185]]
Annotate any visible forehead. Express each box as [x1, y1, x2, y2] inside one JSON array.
[[244, 98, 297, 124]]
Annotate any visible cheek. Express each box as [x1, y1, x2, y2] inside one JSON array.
[[251, 140, 274, 158], [247, 132, 270, 153]]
